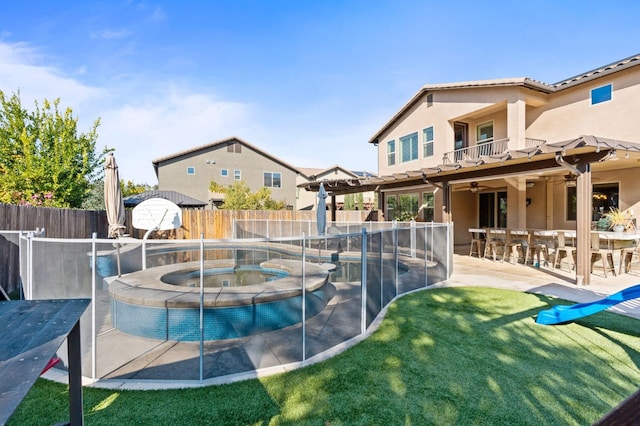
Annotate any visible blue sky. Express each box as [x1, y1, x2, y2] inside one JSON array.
[[1, 1, 640, 184]]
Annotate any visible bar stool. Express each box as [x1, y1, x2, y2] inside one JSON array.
[[590, 233, 616, 277], [469, 229, 485, 258], [554, 231, 576, 271], [484, 229, 501, 261], [619, 242, 640, 274]]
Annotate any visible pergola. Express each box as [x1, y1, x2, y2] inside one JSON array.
[[298, 135, 640, 285]]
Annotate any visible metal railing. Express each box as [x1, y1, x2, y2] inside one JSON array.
[[443, 138, 509, 164], [12, 221, 452, 387]]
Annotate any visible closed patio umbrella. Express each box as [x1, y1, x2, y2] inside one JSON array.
[[104, 153, 125, 275], [317, 183, 327, 236]]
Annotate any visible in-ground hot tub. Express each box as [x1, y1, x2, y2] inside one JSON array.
[[108, 259, 332, 341]]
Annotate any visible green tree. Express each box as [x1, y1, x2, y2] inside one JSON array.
[[343, 194, 355, 210], [0, 91, 105, 208], [122, 180, 155, 198], [209, 180, 285, 210]]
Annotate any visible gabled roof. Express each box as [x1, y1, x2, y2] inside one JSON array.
[[297, 165, 359, 180], [123, 190, 207, 208], [151, 136, 301, 177], [369, 53, 640, 144]]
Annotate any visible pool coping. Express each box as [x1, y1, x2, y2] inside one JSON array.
[[108, 259, 331, 308]]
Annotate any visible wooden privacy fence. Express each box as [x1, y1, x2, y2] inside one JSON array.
[[0, 203, 373, 295]]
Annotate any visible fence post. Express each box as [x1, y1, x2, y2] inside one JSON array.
[[199, 233, 205, 383], [302, 232, 306, 362], [91, 232, 97, 380], [410, 219, 416, 258], [360, 228, 367, 335]]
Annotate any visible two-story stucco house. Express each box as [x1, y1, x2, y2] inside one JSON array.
[[299, 53, 640, 285], [152, 137, 301, 209]]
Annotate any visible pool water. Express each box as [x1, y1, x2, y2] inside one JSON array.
[[161, 265, 288, 288]]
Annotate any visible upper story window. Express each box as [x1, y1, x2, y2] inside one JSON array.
[[591, 84, 612, 105], [221, 169, 228, 177], [477, 121, 494, 143], [422, 126, 434, 157], [234, 169, 241, 180], [426, 93, 433, 107], [399, 132, 418, 163], [264, 172, 281, 188], [387, 140, 396, 166], [187, 167, 195, 175]]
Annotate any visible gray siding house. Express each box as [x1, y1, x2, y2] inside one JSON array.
[[152, 137, 301, 209]]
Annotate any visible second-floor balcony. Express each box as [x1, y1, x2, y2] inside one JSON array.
[[442, 138, 546, 166]]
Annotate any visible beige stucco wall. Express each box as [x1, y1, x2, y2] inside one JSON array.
[[527, 67, 640, 143], [375, 64, 640, 246], [157, 143, 298, 209]]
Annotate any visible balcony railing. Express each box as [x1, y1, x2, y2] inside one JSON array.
[[525, 138, 547, 148], [443, 138, 509, 164]]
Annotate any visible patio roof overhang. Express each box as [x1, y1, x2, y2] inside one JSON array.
[[297, 135, 640, 195]]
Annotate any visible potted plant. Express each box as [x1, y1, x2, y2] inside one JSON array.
[[603, 208, 632, 232]]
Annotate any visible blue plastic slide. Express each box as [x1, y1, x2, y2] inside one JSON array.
[[536, 284, 640, 325]]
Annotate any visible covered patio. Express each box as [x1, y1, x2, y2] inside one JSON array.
[[299, 135, 640, 285]]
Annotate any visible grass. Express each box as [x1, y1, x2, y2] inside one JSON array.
[[9, 287, 640, 425]]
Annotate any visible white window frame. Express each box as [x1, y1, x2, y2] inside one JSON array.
[[591, 83, 612, 105], [399, 132, 418, 163], [476, 121, 494, 143], [221, 169, 228, 177], [186, 166, 195, 175], [387, 140, 395, 166], [422, 126, 434, 158], [264, 172, 282, 188], [234, 169, 241, 180]]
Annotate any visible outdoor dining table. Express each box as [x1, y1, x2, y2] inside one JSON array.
[[468, 228, 640, 274]]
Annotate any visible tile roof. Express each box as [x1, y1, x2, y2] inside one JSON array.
[[369, 53, 640, 144]]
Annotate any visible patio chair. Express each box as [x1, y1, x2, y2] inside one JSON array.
[[483, 229, 503, 261], [469, 229, 485, 258], [553, 231, 576, 271], [619, 242, 640, 274], [590, 233, 616, 277]]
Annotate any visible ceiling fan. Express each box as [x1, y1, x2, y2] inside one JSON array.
[[454, 181, 490, 192]]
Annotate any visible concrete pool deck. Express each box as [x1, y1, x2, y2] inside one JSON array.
[[45, 247, 640, 389]]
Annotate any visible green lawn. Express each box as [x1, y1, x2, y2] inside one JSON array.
[[10, 287, 640, 425]]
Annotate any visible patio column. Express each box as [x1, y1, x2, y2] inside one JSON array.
[[442, 181, 451, 223], [507, 96, 526, 150], [506, 176, 527, 229], [575, 163, 592, 285]]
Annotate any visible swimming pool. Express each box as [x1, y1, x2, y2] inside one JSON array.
[[109, 258, 333, 341]]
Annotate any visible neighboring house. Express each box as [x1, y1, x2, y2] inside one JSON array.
[[123, 190, 207, 209], [298, 53, 640, 284], [152, 137, 301, 209], [296, 166, 377, 210]]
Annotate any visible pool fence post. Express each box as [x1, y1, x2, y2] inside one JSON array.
[[199, 233, 205, 383], [361, 228, 367, 335], [410, 220, 416, 258], [394, 223, 399, 296], [91, 232, 97, 380], [379, 230, 383, 305], [302, 232, 306, 362]]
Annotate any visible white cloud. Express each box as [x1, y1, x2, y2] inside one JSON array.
[[99, 86, 255, 184], [0, 41, 104, 108]]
